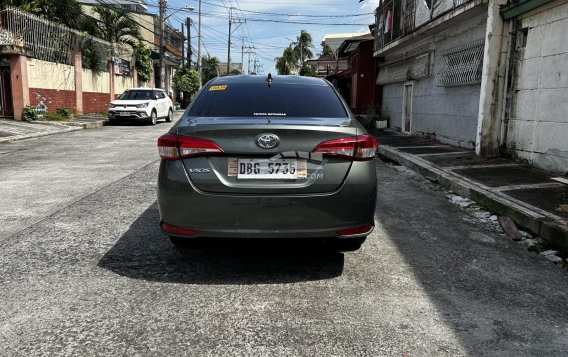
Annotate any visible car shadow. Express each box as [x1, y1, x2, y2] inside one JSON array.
[[97, 202, 345, 285]]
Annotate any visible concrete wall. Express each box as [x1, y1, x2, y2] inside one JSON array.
[[381, 12, 487, 148], [506, 0, 568, 175], [27, 59, 75, 90]]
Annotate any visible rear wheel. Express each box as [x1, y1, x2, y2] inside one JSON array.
[[331, 237, 366, 252], [148, 110, 157, 125], [166, 108, 173, 122]]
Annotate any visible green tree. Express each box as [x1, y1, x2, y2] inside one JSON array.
[[91, 5, 140, 56], [225, 69, 242, 76], [293, 30, 314, 65], [299, 65, 317, 77], [320, 41, 334, 57], [134, 41, 153, 84], [275, 47, 297, 75], [201, 55, 220, 84], [13, 0, 85, 30], [173, 67, 200, 97]]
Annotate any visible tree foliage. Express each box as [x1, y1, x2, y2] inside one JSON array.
[[293, 30, 314, 65], [173, 67, 200, 97], [201, 55, 220, 84], [134, 41, 153, 84], [91, 5, 140, 56], [320, 41, 334, 57], [11, 0, 85, 30], [299, 65, 317, 77], [275, 47, 297, 75]]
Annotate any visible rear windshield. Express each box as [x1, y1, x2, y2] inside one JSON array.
[[189, 82, 348, 118], [119, 90, 154, 100]]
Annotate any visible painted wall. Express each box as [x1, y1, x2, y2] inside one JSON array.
[[27, 59, 75, 90], [381, 12, 487, 148], [506, 0, 568, 175]]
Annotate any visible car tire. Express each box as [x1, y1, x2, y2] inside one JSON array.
[[166, 108, 173, 122], [149, 110, 157, 125], [331, 237, 366, 252]]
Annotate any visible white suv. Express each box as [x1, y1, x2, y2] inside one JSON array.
[[108, 88, 174, 125]]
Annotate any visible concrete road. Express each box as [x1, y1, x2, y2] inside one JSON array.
[[0, 120, 567, 356]]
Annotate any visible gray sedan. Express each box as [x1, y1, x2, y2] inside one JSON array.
[[157, 75, 377, 251]]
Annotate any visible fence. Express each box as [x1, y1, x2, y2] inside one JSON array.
[[0, 6, 111, 66], [374, 0, 474, 52]]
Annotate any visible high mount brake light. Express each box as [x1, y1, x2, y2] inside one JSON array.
[[157, 134, 224, 160], [312, 135, 378, 161]]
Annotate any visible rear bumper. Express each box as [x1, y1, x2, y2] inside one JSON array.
[[157, 159, 377, 239]]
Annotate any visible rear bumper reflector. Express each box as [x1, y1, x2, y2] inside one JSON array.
[[161, 223, 197, 236], [337, 224, 374, 237]]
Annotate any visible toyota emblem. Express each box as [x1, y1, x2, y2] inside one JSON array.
[[256, 133, 279, 149]]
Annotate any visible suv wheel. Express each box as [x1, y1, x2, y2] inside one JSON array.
[[166, 108, 173, 122], [149, 110, 157, 125]]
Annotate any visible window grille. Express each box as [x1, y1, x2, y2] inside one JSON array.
[[377, 52, 431, 85], [435, 39, 484, 87], [0, 6, 111, 65]]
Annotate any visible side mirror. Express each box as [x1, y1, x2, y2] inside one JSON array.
[[154, 95, 160, 99]]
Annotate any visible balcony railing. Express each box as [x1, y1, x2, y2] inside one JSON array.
[[374, 0, 473, 53]]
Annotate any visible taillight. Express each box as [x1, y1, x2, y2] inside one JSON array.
[[312, 135, 378, 161], [337, 224, 374, 237], [157, 134, 223, 160]]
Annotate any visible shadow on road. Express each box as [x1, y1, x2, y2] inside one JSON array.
[[98, 202, 344, 285]]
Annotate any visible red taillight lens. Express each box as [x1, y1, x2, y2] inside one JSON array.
[[312, 135, 378, 161], [161, 223, 197, 236], [337, 224, 374, 237], [157, 134, 223, 160]]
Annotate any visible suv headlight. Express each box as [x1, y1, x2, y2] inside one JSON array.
[[136, 102, 149, 108], [108, 104, 116, 109]]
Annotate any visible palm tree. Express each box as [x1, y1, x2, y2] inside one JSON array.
[[293, 30, 314, 66], [201, 55, 220, 84], [92, 5, 141, 57], [275, 47, 297, 75]]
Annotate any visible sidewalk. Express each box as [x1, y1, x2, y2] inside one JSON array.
[[0, 115, 108, 143], [372, 129, 568, 254]]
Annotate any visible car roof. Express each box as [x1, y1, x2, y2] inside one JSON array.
[[208, 75, 328, 86], [125, 88, 164, 91]]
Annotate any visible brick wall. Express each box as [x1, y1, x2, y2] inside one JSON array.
[[29, 88, 76, 113], [83, 92, 109, 113]]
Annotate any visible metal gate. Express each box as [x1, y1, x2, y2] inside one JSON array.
[[0, 56, 13, 118]]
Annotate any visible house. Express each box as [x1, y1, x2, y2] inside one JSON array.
[[306, 55, 348, 77], [372, 0, 567, 174], [336, 33, 379, 115]]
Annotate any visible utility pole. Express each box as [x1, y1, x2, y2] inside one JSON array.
[[197, 0, 202, 86], [241, 37, 244, 74], [159, 0, 166, 89], [227, 7, 245, 74], [181, 22, 185, 69], [186, 17, 191, 68], [242, 45, 255, 74]]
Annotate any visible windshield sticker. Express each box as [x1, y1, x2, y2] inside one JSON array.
[[253, 112, 287, 116], [209, 85, 227, 91]]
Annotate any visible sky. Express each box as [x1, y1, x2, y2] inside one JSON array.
[[145, 0, 381, 74]]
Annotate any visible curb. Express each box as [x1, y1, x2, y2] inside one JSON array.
[[378, 145, 568, 253], [0, 120, 107, 143]]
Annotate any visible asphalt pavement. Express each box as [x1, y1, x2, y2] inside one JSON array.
[[1, 119, 567, 356]]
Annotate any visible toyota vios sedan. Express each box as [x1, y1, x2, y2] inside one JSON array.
[[157, 75, 377, 251], [108, 88, 173, 125]]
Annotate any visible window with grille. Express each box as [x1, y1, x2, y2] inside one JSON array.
[[377, 52, 431, 85], [435, 39, 485, 87]]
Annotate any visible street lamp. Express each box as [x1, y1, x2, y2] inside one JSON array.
[[159, 4, 194, 89]]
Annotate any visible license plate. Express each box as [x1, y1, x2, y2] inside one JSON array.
[[229, 158, 307, 179], [120, 112, 130, 116]]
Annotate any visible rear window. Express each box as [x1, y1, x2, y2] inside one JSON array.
[[119, 90, 153, 100], [189, 82, 348, 118]]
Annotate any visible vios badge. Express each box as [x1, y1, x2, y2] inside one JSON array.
[[256, 133, 279, 149]]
